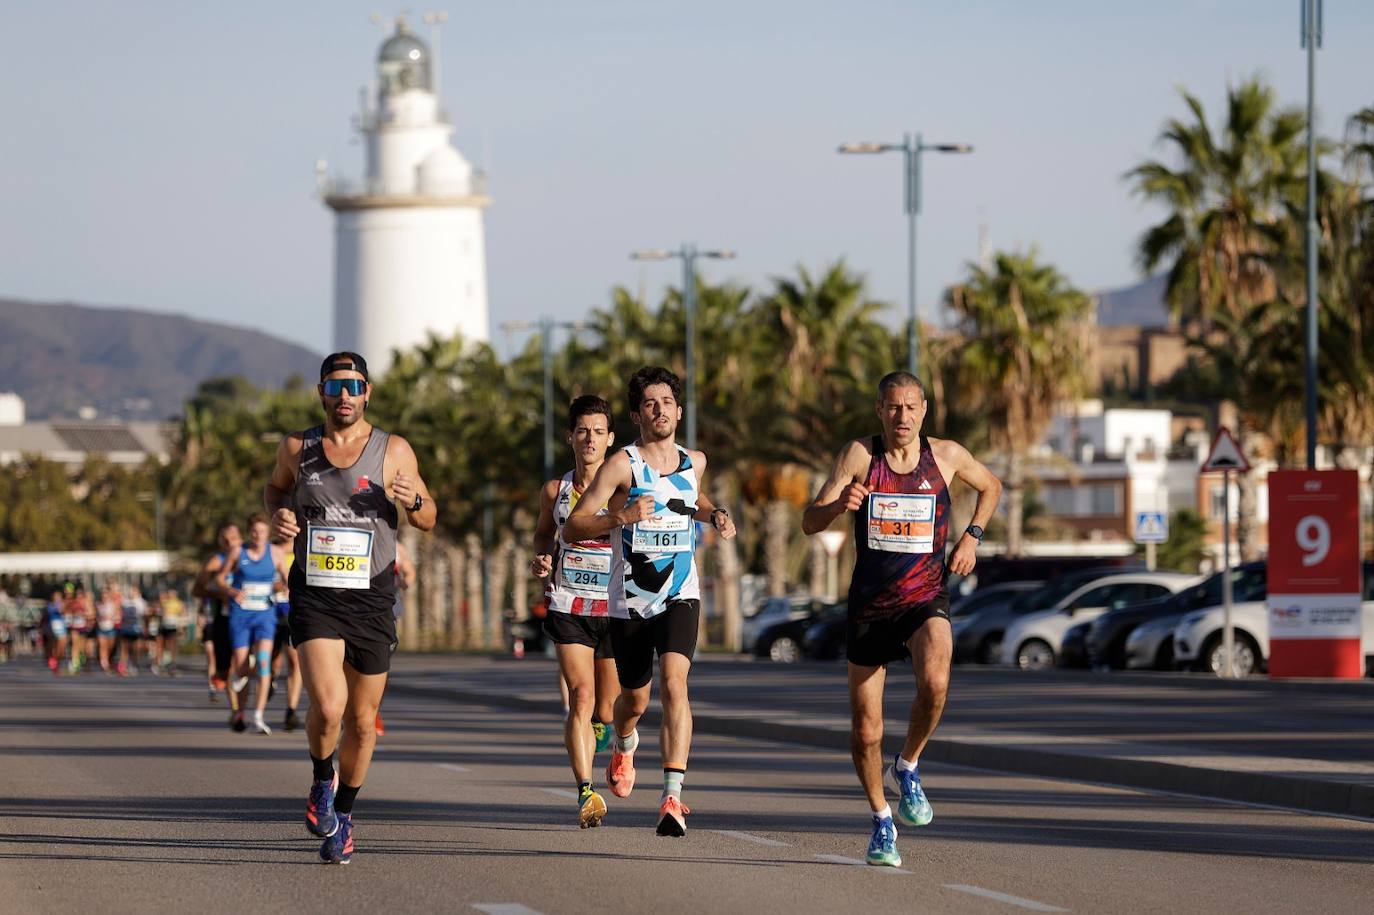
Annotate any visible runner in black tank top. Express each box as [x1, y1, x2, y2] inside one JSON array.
[[804, 371, 1002, 868], [264, 352, 438, 866]]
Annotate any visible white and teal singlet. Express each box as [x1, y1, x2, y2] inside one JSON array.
[[609, 444, 701, 619]]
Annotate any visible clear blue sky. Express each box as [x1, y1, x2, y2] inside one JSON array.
[[3, 1, 1371, 355]]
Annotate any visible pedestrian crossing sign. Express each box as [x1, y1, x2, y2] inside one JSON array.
[[1133, 511, 1168, 544]]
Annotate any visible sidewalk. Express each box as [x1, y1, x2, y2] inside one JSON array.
[[386, 654, 1374, 820]]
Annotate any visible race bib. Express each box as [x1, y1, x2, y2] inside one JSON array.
[[238, 582, 273, 612], [559, 546, 611, 599], [632, 511, 692, 554], [50, 619, 67, 636], [868, 492, 936, 554], [305, 525, 373, 590]]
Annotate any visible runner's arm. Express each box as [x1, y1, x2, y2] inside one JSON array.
[[688, 452, 736, 539], [213, 546, 243, 603], [395, 540, 417, 589], [386, 435, 437, 532], [801, 440, 872, 535], [564, 451, 646, 541], [935, 438, 1002, 576], [265, 433, 303, 539], [530, 479, 560, 578], [191, 554, 222, 600]]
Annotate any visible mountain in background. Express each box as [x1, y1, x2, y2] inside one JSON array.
[[1095, 274, 1172, 328], [0, 298, 323, 420]]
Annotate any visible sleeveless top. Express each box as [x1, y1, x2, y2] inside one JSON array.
[[849, 435, 951, 623], [547, 471, 612, 617], [609, 444, 700, 619], [289, 425, 398, 615], [230, 545, 277, 615]]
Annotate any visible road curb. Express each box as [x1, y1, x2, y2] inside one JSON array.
[[386, 681, 1374, 820]]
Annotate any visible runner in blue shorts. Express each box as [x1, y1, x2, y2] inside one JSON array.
[[216, 514, 290, 734]]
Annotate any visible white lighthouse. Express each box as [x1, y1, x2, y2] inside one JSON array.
[[323, 17, 490, 375]]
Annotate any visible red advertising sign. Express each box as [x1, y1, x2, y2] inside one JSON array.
[[1267, 470, 1363, 678]]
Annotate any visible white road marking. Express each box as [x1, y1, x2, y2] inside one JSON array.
[[944, 885, 1069, 912], [435, 763, 469, 773], [541, 787, 579, 800], [471, 905, 545, 915], [710, 829, 789, 847], [813, 853, 910, 874]]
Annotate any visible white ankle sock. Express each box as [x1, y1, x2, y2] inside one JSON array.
[[895, 755, 918, 773], [872, 804, 893, 821], [613, 728, 639, 754]]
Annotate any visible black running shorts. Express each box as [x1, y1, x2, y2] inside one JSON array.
[[609, 599, 700, 690], [289, 602, 397, 676], [846, 592, 951, 668], [543, 612, 614, 660]]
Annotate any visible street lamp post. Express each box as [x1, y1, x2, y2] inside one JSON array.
[[500, 317, 590, 482], [630, 244, 736, 450], [1302, 0, 1323, 470], [838, 133, 973, 379]]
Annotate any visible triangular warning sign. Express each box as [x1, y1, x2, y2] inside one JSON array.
[[1202, 427, 1250, 473]]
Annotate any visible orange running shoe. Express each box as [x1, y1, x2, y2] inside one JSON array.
[[374, 713, 386, 737], [606, 749, 636, 799], [655, 796, 690, 837]]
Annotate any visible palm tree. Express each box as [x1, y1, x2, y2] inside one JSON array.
[[946, 251, 1093, 556], [1125, 77, 1312, 558]]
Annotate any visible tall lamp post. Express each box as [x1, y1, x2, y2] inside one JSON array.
[[630, 244, 736, 450], [500, 316, 590, 482], [1302, 0, 1323, 470], [838, 133, 973, 378]]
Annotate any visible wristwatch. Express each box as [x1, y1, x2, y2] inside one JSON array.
[[409, 493, 424, 513], [710, 508, 730, 524], [965, 524, 985, 543]]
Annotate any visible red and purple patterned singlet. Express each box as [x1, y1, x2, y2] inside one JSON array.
[[849, 435, 951, 623]]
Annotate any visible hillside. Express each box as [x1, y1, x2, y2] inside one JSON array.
[[0, 298, 322, 420]]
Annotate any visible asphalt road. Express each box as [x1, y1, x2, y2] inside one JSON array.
[[2, 660, 1373, 915]]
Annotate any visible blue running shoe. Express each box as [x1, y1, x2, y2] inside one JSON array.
[[886, 755, 933, 827], [306, 773, 339, 838], [865, 815, 901, 867], [319, 812, 353, 864], [592, 720, 612, 754]]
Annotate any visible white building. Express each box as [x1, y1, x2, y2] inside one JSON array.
[[322, 17, 490, 376]]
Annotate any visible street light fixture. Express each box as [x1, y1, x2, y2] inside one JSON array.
[[500, 317, 591, 482], [838, 132, 974, 379], [630, 244, 736, 450]]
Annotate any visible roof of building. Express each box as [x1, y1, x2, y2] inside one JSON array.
[[0, 420, 174, 464]]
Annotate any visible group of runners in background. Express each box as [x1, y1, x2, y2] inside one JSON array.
[[39, 581, 190, 677]]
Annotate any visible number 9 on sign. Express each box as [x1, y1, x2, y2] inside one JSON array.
[[1296, 515, 1330, 567]]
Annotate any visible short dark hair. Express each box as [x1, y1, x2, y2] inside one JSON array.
[[247, 513, 268, 528], [876, 371, 925, 401], [567, 394, 613, 431], [626, 366, 682, 414], [319, 351, 369, 381], [219, 520, 241, 534]]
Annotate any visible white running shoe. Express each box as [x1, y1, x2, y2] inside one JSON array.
[[252, 714, 272, 735]]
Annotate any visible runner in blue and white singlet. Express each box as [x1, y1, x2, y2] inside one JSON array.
[[563, 367, 738, 839]]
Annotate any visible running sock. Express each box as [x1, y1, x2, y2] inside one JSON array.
[[335, 783, 361, 815], [662, 768, 685, 802], [311, 753, 335, 782], [578, 780, 593, 800], [895, 755, 918, 774], [613, 728, 639, 754], [873, 804, 893, 821]]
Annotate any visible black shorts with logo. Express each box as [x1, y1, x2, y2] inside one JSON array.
[[609, 599, 700, 690], [543, 612, 614, 660], [289, 600, 397, 676], [846, 591, 951, 667]]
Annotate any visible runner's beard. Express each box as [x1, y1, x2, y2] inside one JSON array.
[[329, 402, 364, 427]]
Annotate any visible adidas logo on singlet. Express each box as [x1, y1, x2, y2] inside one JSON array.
[[919, 478, 933, 491], [306, 472, 324, 487]]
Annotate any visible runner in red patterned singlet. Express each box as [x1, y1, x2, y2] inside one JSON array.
[[804, 371, 1002, 868], [530, 394, 622, 829]]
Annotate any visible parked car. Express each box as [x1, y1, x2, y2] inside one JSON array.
[[1086, 562, 1267, 669], [954, 568, 1149, 666], [1172, 561, 1374, 677], [742, 596, 813, 654], [1123, 613, 1187, 670], [801, 602, 852, 660], [754, 601, 840, 663], [1000, 572, 1200, 670], [1059, 620, 1092, 668]]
